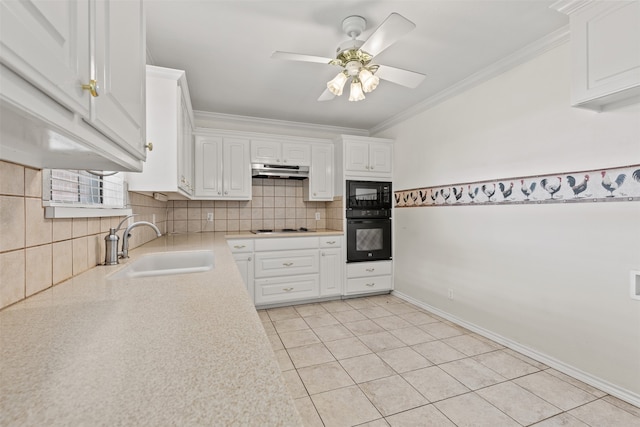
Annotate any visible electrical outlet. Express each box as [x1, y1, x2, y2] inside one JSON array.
[[448, 289, 454, 300], [315, 212, 321, 220], [206, 212, 214, 222]]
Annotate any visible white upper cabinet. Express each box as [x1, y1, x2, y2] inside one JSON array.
[[251, 139, 311, 166], [223, 138, 252, 198], [553, 0, 640, 110], [194, 134, 251, 200], [127, 66, 194, 198], [195, 135, 223, 198], [0, 0, 146, 171], [91, 0, 146, 156], [341, 136, 393, 177], [0, 0, 90, 116], [304, 143, 334, 201], [282, 143, 311, 166]]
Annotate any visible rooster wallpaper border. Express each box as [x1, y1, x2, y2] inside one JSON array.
[[394, 165, 640, 208]]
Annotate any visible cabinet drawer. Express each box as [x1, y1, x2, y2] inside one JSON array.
[[320, 236, 342, 248], [254, 250, 319, 278], [227, 239, 254, 253], [255, 275, 319, 304], [345, 275, 392, 295], [347, 260, 392, 278], [254, 237, 319, 251]]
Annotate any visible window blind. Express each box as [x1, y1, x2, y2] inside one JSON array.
[[43, 170, 127, 208]]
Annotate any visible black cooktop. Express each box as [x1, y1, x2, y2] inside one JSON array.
[[250, 227, 315, 234]]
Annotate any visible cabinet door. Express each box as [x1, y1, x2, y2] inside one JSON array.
[[320, 248, 342, 296], [307, 144, 334, 200], [369, 143, 393, 174], [194, 136, 223, 197], [282, 143, 311, 166], [571, 1, 640, 107], [251, 139, 281, 164], [0, 0, 90, 116], [233, 253, 254, 302], [223, 138, 251, 198], [178, 92, 193, 194], [92, 0, 146, 159], [344, 141, 370, 172]]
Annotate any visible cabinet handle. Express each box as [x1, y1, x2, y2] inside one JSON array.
[[224, 191, 229, 195], [282, 262, 294, 267], [366, 268, 375, 272], [366, 283, 375, 287], [365, 165, 370, 170], [283, 287, 294, 292], [370, 165, 374, 170], [218, 191, 221, 195], [247, 256, 252, 261], [81, 79, 99, 97], [145, 142, 154, 151], [313, 193, 317, 196], [321, 252, 325, 256], [326, 241, 335, 244], [234, 245, 246, 249]]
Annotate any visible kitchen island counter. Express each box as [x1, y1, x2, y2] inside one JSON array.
[[0, 232, 302, 426]]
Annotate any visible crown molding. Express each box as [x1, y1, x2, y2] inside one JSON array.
[[194, 110, 369, 137], [549, 0, 592, 15], [146, 46, 157, 66], [369, 25, 571, 135]]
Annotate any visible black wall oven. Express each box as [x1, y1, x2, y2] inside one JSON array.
[[346, 180, 392, 263], [346, 218, 392, 262]]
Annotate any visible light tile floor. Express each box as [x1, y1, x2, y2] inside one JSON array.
[[257, 294, 640, 427]]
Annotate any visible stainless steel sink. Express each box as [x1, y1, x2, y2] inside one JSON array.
[[107, 250, 214, 280]]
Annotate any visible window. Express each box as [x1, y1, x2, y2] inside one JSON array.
[[42, 169, 131, 218]]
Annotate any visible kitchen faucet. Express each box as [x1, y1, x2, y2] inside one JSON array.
[[104, 215, 162, 265]]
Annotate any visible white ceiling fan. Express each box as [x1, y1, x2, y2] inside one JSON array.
[[271, 12, 426, 102]]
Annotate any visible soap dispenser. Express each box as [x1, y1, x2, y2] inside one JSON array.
[[104, 228, 120, 265]]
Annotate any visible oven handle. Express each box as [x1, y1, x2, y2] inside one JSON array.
[[346, 219, 391, 224]]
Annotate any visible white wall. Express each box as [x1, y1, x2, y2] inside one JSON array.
[[375, 42, 640, 402]]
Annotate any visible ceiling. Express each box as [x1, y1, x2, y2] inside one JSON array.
[[145, 1, 568, 131]]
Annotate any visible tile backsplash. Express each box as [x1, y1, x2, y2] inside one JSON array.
[[0, 161, 344, 309], [0, 161, 167, 309], [167, 179, 329, 233]]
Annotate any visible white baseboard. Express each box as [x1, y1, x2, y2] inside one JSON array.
[[392, 290, 640, 408]]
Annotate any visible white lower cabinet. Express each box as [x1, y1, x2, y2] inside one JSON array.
[[255, 275, 320, 305], [320, 247, 342, 297], [228, 235, 344, 305], [346, 260, 393, 295], [228, 239, 254, 300], [233, 253, 254, 301]]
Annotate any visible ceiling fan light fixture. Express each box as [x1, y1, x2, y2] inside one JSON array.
[[327, 71, 348, 96], [359, 67, 379, 93], [348, 79, 366, 102]]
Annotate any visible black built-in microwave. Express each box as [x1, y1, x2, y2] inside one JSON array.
[[345, 180, 392, 262], [346, 180, 392, 218]]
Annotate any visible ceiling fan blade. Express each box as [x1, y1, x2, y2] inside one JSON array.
[[375, 64, 425, 88], [317, 88, 335, 102], [360, 13, 416, 57], [271, 51, 334, 65]]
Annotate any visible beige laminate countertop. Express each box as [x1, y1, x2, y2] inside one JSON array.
[[0, 232, 302, 426]]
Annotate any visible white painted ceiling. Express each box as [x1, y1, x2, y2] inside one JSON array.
[[145, 1, 568, 131]]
